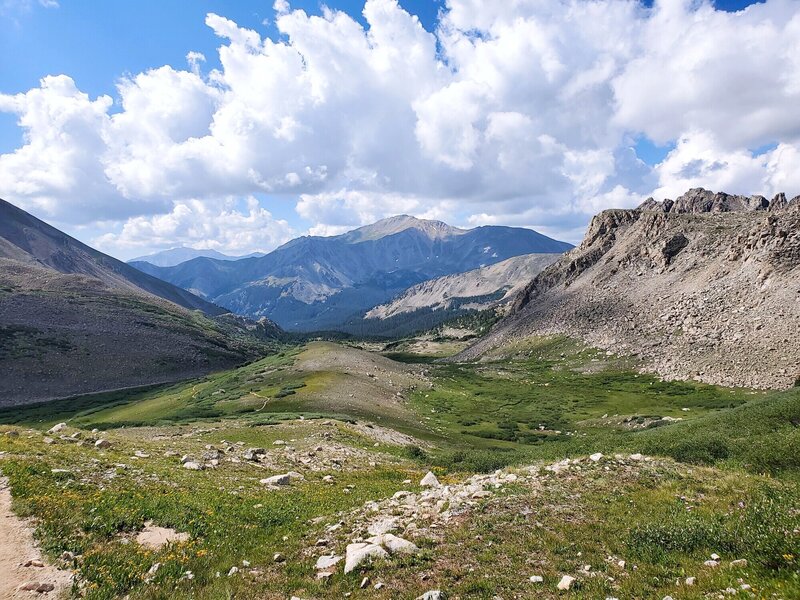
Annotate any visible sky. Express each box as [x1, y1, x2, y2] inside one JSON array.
[[1, 0, 798, 260]]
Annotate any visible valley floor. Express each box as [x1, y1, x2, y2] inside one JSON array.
[[0, 337, 798, 599]]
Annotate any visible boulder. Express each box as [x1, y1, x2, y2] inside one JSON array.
[[344, 542, 388, 574], [183, 462, 204, 471], [47, 423, 67, 434], [94, 439, 111, 449], [420, 471, 441, 488], [369, 533, 419, 555]]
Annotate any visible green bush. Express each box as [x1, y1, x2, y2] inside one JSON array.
[[628, 484, 800, 569], [433, 447, 520, 473], [404, 444, 427, 460]]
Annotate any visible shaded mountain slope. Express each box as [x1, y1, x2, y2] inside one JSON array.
[[133, 215, 573, 331], [456, 188, 800, 389], [0, 199, 225, 315], [0, 200, 283, 407]]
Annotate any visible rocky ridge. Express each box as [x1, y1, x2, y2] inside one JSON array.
[[458, 188, 800, 389], [365, 253, 561, 320]]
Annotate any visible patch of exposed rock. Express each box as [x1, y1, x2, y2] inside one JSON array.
[[457, 188, 800, 389]]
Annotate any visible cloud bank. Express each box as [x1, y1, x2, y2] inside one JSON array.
[[1, 0, 800, 256]]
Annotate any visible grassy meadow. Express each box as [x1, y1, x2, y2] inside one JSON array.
[[1, 336, 798, 598]]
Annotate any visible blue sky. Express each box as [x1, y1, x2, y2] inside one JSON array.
[[1, 0, 793, 259], [0, 0, 761, 154]]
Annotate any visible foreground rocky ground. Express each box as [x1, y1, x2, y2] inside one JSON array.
[[1, 416, 797, 599]]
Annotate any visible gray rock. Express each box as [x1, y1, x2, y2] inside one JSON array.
[[315, 555, 343, 571], [420, 471, 441, 488], [344, 542, 388, 574], [557, 575, 575, 590], [416, 592, 444, 600], [260, 474, 290, 486]]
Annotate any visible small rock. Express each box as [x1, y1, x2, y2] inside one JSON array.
[[557, 575, 575, 590], [589, 452, 603, 462], [315, 555, 342, 570], [710, 553, 720, 561], [22, 560, 44, 567], [730, 559, 748, 568], [17, 582, 55, 593], [260, 474, 290, 486], [360, 577, 370, 589], [529, 575, 543, 583], [95, 439, 111, 449], [685, 576, 696, 586], [703, 560, 719, 568], [273, 553, 285, 563], [183, 461, 204, 471], [47, 423, 67, 434], [227, 566, 239, 576], [417, 592, 444, 600]]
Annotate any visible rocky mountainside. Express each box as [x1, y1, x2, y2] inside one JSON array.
[[0, 200, 281, 407], [457, 188, 800, 389], [133, 215, 572, 331], [365, 253, 561, 320], [0, 199, 225, 315], [129, 247, 265, 268]]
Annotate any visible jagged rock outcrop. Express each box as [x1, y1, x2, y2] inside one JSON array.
[[459, 189, 800, 390]]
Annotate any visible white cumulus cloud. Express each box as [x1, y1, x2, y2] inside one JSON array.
[[1, 0, 799, 258]]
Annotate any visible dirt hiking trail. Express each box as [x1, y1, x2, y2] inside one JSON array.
[[0, 477, 71, 598]]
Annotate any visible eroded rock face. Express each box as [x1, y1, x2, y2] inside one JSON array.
[[459, 188, 800, 390]]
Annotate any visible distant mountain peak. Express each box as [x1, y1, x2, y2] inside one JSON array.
[[129, 246, 265, 267], [342, 214, 467, 243]]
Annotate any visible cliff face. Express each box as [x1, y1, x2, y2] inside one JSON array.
[[458, 189, 800, 390]]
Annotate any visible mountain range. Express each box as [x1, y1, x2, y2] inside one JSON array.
[[129, 247, 266, 267], [131, 215, 573, 331], [0, 198, 279, 407]]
